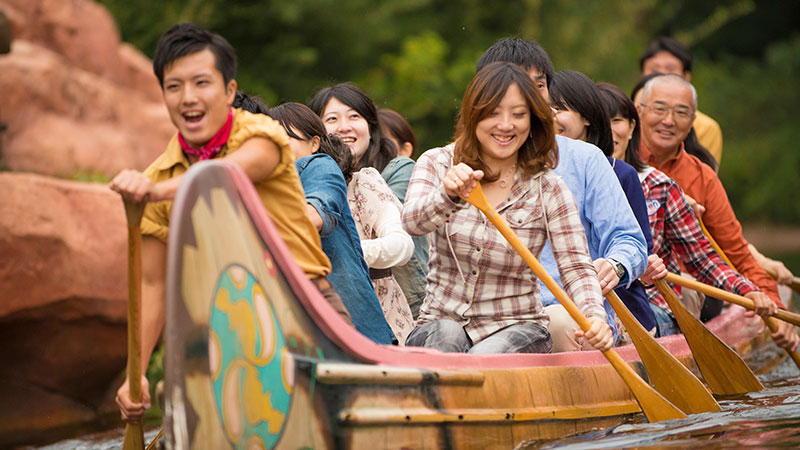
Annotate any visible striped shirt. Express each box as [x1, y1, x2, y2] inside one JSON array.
[[640, 168, 759, 314], [402, 145, 606, 343]]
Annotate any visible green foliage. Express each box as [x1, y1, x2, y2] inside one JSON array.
[[98, 0, 799, 224], [69, 171, 111, 183]]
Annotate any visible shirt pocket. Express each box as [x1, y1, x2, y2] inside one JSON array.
[[503, 205, 543, 254]]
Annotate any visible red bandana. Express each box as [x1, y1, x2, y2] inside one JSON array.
[[178, 109, 234, 161]]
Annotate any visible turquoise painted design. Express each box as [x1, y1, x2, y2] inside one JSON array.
[[208, 264, 292, 449]]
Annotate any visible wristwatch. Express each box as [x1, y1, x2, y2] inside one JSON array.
[[609, 259, 626, 281]]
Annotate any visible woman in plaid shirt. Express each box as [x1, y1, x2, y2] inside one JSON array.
[[402, 62, 612, 354]]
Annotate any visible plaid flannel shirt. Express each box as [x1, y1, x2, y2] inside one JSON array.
[[640, 168, 758, 314], [402, 146, 606, 344]]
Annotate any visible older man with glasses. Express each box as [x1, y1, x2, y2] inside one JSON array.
[[636, 74, 798, 351]]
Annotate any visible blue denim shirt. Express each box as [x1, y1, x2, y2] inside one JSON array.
[[296, 154, 395, 344], [539, 137, 648, 336]]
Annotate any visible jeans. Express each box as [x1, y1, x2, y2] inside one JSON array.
[[649, 303, 680, 337], [406, 319, 553, 354]]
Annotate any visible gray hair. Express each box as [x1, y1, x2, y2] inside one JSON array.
[[640, 73, 698, 111]]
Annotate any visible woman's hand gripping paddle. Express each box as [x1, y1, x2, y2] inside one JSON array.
[[123, 199, 146, 450], [461, 183, 686, 422]]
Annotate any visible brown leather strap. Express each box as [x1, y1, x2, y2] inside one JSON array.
[[369, 267, 392, 280]]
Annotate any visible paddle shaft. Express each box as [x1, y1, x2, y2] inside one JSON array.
[[696, 218, 800, 367], [123, 200, 146, 450], [664, 272, 800, 327], [699, 218, 800, 295], [463, 185, 686, 422]]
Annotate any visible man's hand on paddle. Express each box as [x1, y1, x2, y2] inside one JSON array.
[[116, 375, 151, 424], [742, 291, 778, 318], [444, 163, 484, 201], [772, 320, 800, 352], [639, 254, 667, 286], [110, 169, 174, 203], [576, 317, 614, 351], [593, 258, 621, 294]]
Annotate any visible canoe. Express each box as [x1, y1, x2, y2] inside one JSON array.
[[162, 161, 783, 450]]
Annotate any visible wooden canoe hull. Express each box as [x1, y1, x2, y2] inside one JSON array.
[[162, 161, 781, 450]]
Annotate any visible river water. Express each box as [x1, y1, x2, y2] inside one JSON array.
[[26, 351, 800, 449]]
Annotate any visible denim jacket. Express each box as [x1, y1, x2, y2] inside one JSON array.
[[296, 154, 395, 344]]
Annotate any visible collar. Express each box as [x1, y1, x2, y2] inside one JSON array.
[[640, 139, 684, 171]]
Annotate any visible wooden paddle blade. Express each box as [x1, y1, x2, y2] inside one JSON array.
[[462, 184, 686, 421], [123, 423, 144, 450], [603, 348, 687, 422], [654, 280, 764, 395], [606, 292, 719, 414]]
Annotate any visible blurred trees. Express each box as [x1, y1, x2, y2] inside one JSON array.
[[99, 0, 799, 224]]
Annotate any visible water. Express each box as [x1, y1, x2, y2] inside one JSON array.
[[525, 357, 800, 449], [23, 352, 800, 449]]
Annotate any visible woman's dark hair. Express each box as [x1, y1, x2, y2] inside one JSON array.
[[596, 82, 646, 172], [549, 70, 614, 156], [308, 83, 397, 172], [630, 73, 717, 171], [378, 108, 417, 156], [454, 61, 557, 181], [152, 23, 237, 88], [233, 90, 270, 115], [267, 102, 354, 183], [684, 128, 718, 172]]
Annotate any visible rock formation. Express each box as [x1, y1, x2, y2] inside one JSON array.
[[0, 0, 173, 446]]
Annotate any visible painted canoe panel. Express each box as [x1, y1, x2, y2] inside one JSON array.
[[163, 161, 782, 450]]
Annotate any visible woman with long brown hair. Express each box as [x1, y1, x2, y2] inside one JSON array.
[[402, 62, 611, 354]]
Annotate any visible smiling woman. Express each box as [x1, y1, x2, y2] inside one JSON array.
[[402, 61, 613, 355]]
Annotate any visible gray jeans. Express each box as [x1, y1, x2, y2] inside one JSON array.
[[406, 318, 553, 354]]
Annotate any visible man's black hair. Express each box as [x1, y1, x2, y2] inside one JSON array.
[[152, 23, 237, 88], [476, 37, 555, 88], [639, 36, 692, 74]]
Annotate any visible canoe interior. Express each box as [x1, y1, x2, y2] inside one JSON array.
[[162, 161, 782, 450]]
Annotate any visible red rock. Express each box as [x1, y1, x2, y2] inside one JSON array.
[[0, 40, 173, 177], [0, 173, 129, 446]]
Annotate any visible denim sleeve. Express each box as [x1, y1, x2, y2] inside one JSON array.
[[584, 152, 647, 286], [381, 156, 415, 204], [297, 155, 348, 238]]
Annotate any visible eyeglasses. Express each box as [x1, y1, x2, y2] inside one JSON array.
[[640, 103, 694, 121]]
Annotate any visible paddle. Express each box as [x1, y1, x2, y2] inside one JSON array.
[[461, 183, 686, 422], [653, 279, 764, 395], [764, 268, 800, 295], [696, 218, 800, 369], [123, 199, 146, 450], [605, 291, 719, 414], [665, 272, 800, 368], [664, 273, 800, 327], [699, 217, 799, 295]]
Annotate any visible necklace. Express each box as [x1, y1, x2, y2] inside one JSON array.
[[497, 164, 517, 189]]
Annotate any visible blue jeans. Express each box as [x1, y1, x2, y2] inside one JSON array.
[[649, 303, 680, 337], [406, 319, 553, 354], [392, 255, 427, 319]]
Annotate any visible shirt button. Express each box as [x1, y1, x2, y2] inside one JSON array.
[[472, 270, 477, 275], [476, 247, 481, 252]]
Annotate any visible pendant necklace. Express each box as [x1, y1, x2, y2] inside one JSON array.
[[498, 164, 517, 189]]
